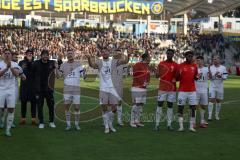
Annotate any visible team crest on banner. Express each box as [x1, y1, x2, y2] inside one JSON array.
[[151, 1, 163, 14], [0, 0, 164, 15]]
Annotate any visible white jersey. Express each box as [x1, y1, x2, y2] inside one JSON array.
[[60, 61, 84, 89], [209, 65, 228, 91], [96, 59, 120, 96], [195, 66, 209, 93], [99, 59, 114, 90], [0, 61, 19, 92]]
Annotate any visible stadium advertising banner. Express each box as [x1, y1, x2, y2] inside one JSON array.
[[0, 0, 164, 14], [228, 36, 240, 42]]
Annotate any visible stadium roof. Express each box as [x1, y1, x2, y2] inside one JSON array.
[[164, 0, 240, 16]]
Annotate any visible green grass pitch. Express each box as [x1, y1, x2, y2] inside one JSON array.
[[0, 76, 240, 160]]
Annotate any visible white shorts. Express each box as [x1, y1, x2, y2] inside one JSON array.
[[196, 92, 208, 105], [131, 87, 147, 104], [177, 92, 197, 106], [157, 91, 176, 103], [0, 91, 16, 108], [99, 87, 120, 105], [64, 94, 80, 105], [99, 91, 119, 105], [209, 89, 224, 100]]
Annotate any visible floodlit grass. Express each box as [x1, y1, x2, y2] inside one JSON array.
[[0, 76, 239, 160]]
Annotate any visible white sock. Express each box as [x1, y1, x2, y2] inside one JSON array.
[[155, 107, 162, 126], [117, 105, 122, 122], [65, 111, 71, 127], [136, 105, 143, 123], [7, 112, 14, 130], [208, 102, 214, 119], [178, 117, 184, 129], [216, 103, 221, 117], [167, 108, 173, 127], [190, 117, 195, 129], [130, 105, 137, 123], [135, 106, 140, 123], [108, 111, 114, 129], [102, 112, 109, 129], [200, 108, 205, 124], [74, 111, 80, 126]]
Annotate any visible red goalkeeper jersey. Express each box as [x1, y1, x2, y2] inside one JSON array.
[[177, 62, 198, 92], [158, 60, 178, 91], [132, 62, 150, 89]]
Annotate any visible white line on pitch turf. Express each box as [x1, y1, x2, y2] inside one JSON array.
[[78, 100, 240, 105], [77, 100, 240, 105], [222, 99, 240, 104]]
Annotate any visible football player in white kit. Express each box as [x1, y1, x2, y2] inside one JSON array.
[[0, 52, 26, 129], [208, 55, 228, 121], [58, 49, 85, 131], [112, 50, 129, 126], [0, 49, 20, 136], [86, 47, 128, 133], [195, 56, 209, 128]]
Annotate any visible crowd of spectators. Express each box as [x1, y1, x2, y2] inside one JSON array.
[[0, 27, 237, 67]]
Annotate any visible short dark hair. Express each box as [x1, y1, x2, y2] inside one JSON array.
[[41, 49, 49, 56], [102, 47, 108, 50], [141, 53, 149, 61], [97, 43, 108, 50], [166, 49, 175, 54], [26, 49, 34, 54], [115, 48, 122, 52], [4, 48, 12, 54], [184, 50, 194, 56], [98, 46, 108, 51], [196, 55, 204, 60], [67, 49, 74, 53]]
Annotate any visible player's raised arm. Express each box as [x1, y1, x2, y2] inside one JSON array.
[[86, 54, 98, 69], [117, 49, 129, 66], [85, 46, 98, 69]]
